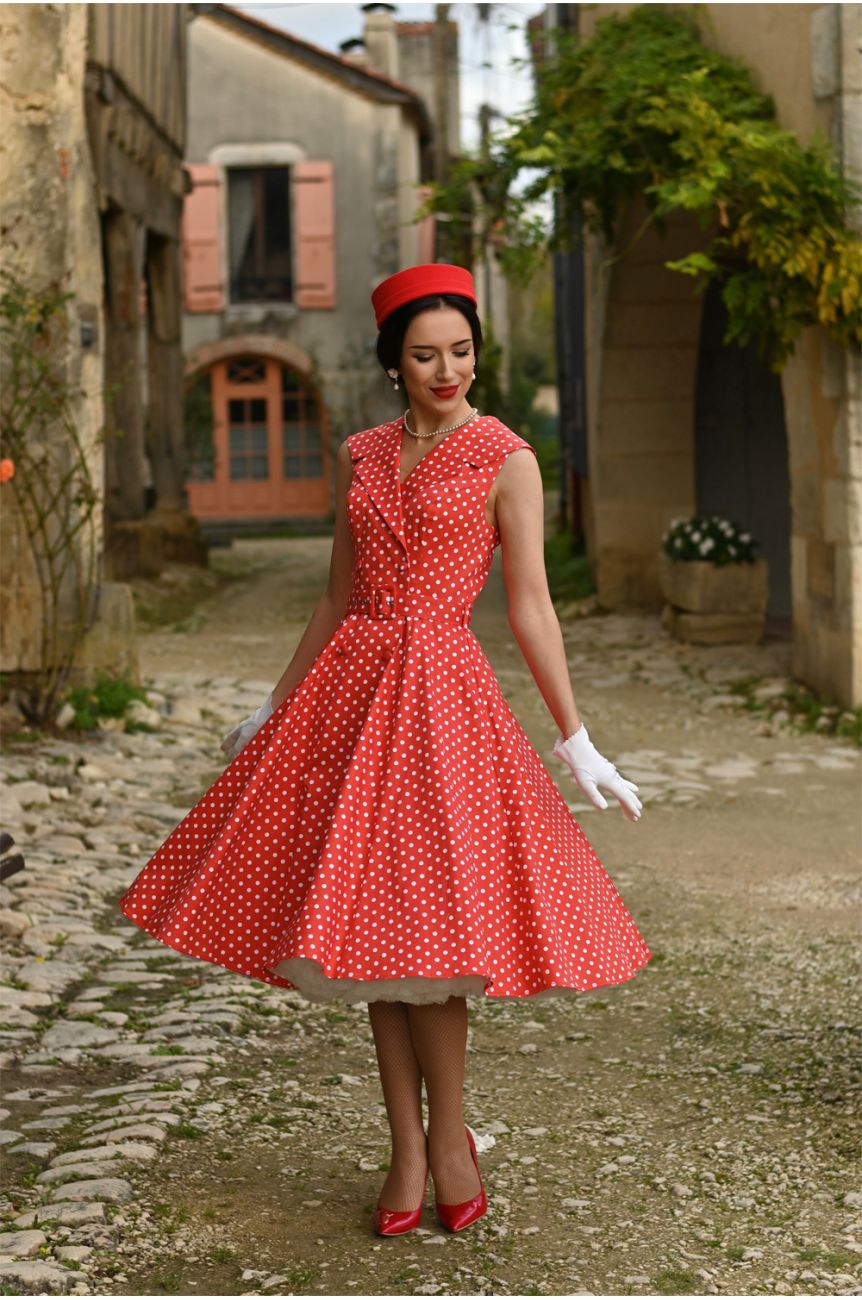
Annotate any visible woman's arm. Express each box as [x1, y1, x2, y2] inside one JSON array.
[[270, 438, 356, 709], [495, 448, 582, 739]]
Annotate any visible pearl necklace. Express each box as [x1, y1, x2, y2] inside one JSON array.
[[402, 405, 479, 440]]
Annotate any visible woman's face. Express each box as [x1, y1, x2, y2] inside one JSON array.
[[398, 307, 476, 425]]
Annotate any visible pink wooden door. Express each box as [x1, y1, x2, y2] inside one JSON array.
[[186, 357, 330, 521]]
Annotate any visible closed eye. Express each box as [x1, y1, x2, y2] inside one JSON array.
[[414, 351, 471, 362]]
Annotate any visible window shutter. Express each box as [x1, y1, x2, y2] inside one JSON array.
[[293, 160, 335, 309], [415, 185, 436, 264], [182, 163, 225, 312]]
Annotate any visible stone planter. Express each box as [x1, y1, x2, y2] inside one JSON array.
[[657, 549, 768, 645]]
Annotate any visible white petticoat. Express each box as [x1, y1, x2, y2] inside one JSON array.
[[271, 956, 584, 1005]]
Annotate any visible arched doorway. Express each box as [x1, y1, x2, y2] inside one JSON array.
[[693, 280, 792, 623], [184, 348, 328, 522]]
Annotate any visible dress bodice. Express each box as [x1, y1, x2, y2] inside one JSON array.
[[343, 413, 536, 627]]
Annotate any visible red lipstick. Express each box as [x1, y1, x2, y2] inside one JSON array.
[[431, 385, 458, 398]]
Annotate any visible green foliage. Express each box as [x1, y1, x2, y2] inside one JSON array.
[[505, 266, 557, 443], [471, 322, 506, 419], [473, 321, 538, 442], [729, 675, 861, 745], [544, 531, 594, 604], [662, 513, 758, 565], [174, 1118, 205, 1138], [419, 4, 862, 369], [184, 371, 216, 480], [65, 671, 150, 732], [652, 1267, 700, 1295]]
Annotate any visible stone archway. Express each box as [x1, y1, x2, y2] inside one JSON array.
[[587, 197, 797, 624], [693, 280, 791, 623], [585, 202, 705, 609], [586, 195, 859, 704], [185, 333, 315, 379]]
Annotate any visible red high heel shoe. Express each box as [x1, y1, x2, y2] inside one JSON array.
[[373, 1138, 430, 1236], [435, 1124, 488, 1232]]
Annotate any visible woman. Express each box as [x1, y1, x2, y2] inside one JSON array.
[[119, 262, 651, 1238]]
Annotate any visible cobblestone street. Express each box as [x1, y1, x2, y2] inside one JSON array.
[[1, 540, 860, 1296]]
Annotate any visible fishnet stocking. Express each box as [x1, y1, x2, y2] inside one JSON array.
[[406, 996, 482, 1205], [367, 1000, 429, 1211]]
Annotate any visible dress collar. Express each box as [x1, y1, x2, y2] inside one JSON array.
[[348, 415, 509, 554]]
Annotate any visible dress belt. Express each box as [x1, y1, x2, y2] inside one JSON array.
[[349, 586, 471, 626]]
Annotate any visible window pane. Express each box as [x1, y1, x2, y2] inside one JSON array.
[[225, 371, 271, 481], [228, 165, 292, 302], [227, 169, 257, 299], [227, 357, 265, 384], [281, 373, 324, 478]]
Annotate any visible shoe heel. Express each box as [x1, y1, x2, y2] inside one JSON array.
[[373, 1146, 430, 1236], [435, 1123, 488, 1233]]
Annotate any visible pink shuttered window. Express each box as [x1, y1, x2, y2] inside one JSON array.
[[293, 160, 335, 309], [414, 185, 436, 264], [182, 164, 225, 312]]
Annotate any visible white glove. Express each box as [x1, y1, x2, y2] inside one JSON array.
[[553, 723, 643, 822], [220, 693, 274, 760]]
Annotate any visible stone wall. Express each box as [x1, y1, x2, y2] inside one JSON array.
[[0, 3, 138, 685], [578, 3, 862, 706], [0, 3, 102, 672]]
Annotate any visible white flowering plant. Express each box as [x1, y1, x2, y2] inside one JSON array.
[[661, 514, 758, 566]]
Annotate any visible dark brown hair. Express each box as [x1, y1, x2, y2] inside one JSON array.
[[375, 293, 483, 382]]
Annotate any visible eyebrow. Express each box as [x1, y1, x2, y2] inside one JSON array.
[[408, 338, 472, 349]]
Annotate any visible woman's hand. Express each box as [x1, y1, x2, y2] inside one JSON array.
[[220, 693, 275, 761], [553, 723, 643, 822]]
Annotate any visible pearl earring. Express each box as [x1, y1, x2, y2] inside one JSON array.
[[388, 369, 399, 391]]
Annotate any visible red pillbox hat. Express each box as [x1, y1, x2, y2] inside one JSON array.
[[371, 263, 478, 330]]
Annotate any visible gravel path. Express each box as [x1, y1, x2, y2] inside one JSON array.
[[1, 539, 859, 1296]]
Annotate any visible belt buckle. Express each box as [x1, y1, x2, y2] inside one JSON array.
[[371, 584, 397, 619]]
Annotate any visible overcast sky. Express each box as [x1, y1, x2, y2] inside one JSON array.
[[234, 2, 547, 154]]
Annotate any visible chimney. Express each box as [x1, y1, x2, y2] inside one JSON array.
[[339, 37, 371, 69], [361, 2, 400, 82]]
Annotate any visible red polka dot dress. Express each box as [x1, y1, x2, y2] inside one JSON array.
[[119, 414, 653, 1004]]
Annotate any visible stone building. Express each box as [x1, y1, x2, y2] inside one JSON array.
[[1, 3, 208, 693], [533, 3, 862, 708], [86, 3, 204, 579], [180, 2, 440, 530]]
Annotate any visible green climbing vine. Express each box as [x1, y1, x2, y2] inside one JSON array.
[[417, 4, 862, 370]]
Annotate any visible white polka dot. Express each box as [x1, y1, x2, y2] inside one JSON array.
[[118, 415, 653, 1005]]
